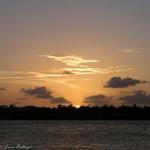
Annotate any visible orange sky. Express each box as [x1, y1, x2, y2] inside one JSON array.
[[0, 0, 150, 107]]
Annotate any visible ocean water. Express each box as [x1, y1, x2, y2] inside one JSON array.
[[0, 121, 150, 150]]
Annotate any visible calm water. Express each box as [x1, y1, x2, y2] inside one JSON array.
[[0, 121, 150, 150]]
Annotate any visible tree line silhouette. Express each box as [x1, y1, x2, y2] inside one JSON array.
[[1, 105, 150, 120]]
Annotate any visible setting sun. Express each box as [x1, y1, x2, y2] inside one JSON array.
[[74, 105, 80, 108]]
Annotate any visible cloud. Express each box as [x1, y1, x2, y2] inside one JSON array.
[[121, 49, 139, 53], [104, 77, 148, 88], [22, 86, 52, 99], [0, 66, 134, 81], [0, 55, 134, 82], [16, 97, 27, 101], [84, 94, 111, 106], [0, 70, 71, 81], [0, 87, 6, 91], [62, 67, 101, 75], [50, 97, 71, 104], [62, 70, 73, 75], [62, 66, 133, 75], [40, 54, 134, 75], [119, 90, 150, 106], [0, 71, 44, 80], [38, 54, 134, 76], [39, 54, 99, 67], [22, 86, 71, 104], [13, 97, 27, 106], [100, 66, 134, 74]]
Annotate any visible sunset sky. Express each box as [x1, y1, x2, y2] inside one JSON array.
[[0, 0, 150, 107]]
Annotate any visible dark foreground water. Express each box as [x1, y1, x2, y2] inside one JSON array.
[[0, 121, 150, 150]]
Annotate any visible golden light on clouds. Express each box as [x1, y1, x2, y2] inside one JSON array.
[[37, 54, 134, 76], [39, 54, 100, 67], [121, 49, 139, 53], [0, 54, 134, 82], [0, 54, 146, 106]]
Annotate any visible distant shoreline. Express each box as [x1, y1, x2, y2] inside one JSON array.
[[1, 105, 150, 120]]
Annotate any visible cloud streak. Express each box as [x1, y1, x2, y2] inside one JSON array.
[[39, 54, 99, 67], [39, 54, 134, 75], [0, 54, 134, 82], [0, 71, 45, 80], [62, 67, 101, 75], [0, 71, 69, 81], [62, 66, 133, 75], [121, 49, 139, 53]]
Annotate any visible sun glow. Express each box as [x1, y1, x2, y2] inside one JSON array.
[[74, 105, 80, 108]]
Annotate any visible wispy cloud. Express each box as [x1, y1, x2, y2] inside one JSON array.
[[0, 65, 134, 82], [96, 66, 134, 74], [0, 71, 45, 79], [121, 49, 139, 53], [62, 66, 133, 75], [47, 79, 80, 88], [0, 53, 134, 82], [39, 54, 134, 75], [0, 71, 65, 80], [0, 70, 79, 88], [62, 67, 101, 75], [39, 54, 99, 67]]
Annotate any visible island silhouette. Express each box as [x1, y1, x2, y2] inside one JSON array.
[[0, 104, 150, 120]]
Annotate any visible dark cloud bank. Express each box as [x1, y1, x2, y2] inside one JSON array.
[[104, 77, 148, 88], [84, 90, 150, 106], [0, 88, 6, 91], [22, 86, 71, 105], [119, 90, 150, 106], [17, 76, 149, 106], [84, 94, 111, 106]]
